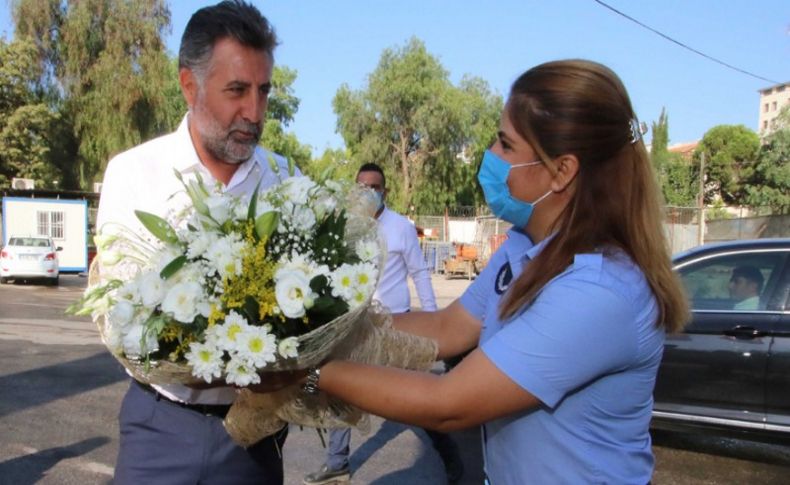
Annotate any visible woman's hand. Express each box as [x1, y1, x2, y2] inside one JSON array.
[[244, 368, 309, 393]]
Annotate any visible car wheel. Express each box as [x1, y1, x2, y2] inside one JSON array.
[[0, 277, 7, 284], [49, 276, 59, 287]]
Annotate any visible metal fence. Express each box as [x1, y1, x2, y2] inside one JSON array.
[[416, 206, 790, 275]]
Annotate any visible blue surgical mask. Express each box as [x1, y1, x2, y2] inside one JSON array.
[[373, 190, 385, 211], [477, 149, 552, 229]]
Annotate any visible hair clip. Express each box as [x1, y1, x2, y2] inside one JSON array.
[[629, 118, 648, 144]]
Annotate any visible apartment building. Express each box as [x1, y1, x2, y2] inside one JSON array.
[[758, 81, 790, 136]]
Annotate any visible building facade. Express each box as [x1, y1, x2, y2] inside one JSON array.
[[758, 82, 790, 136]]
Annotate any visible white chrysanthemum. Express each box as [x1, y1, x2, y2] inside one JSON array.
[[138, 271, 167, 307], [186, 231, 218, 259], [277, 255, 329, 281], [347, 288, 368, 309], [208, 310, 250, 352], [109, 299, 135, 327], [274, 271, 315, 318], [161, 281, 204, 323], [224, 355, 261, 386], [278, 336, 299, 359], [330, 263, 356, 300], [355, 239, 380, 263], [281, 176, 316, 205], [205, 235, 245, 279], [236, 326, 277, 368], [185, 341, 224, 383], [122, 322, 158, 358], [353, 262, 378, 292]]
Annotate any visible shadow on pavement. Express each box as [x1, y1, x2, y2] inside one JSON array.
[[352, 420, 485, 484], [0, 436, 111, 485], [0, 351, 126, 418]]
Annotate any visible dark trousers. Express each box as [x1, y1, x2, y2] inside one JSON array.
[[114, 380, 287, 485]]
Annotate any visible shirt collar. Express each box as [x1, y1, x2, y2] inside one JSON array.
[[172, 113, 258, 191], [504, 227, 556, 267]]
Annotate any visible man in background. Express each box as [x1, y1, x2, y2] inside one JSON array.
[[303, 163, 463, 484]]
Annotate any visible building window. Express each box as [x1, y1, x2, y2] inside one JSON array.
[[764, 103, 769, 112], [37, 211, 65, 239], [763, 120, 769, 130], [772, 101, 778, 111]]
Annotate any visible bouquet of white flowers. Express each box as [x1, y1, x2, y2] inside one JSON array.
[[69, 166, 383, 387]]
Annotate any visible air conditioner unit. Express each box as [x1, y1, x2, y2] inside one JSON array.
[[93, 182, 104, 194], [11, 178, 35, 190]]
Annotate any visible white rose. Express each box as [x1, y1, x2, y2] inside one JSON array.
[[274, 271, 314, 319], [281, 176, 316, 205], [138, 271, 167, 307], [206, 195, 232, 225], [161, 281, 204, 323], [122, 323, 157, 358], [109, 299, 135, 327], [291, 205, 317, 233]]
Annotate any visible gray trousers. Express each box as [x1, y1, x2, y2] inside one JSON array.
[[114, 380, 287, 485]]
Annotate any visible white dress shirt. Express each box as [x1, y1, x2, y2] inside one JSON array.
[[374, 207, 437, 314], [97, 114, 297, 404]]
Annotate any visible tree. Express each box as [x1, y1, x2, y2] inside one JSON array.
[[746, 107, 790, 212], [333, 38, 501, 214], [0, 38, 67, 189], [303, 147, 357, 183], [12, 0, 174, 188], [650, 108, 696, 206], [694, 125, 760, 205]]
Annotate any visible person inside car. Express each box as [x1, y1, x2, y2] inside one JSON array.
[[729, 265, 763, 311]]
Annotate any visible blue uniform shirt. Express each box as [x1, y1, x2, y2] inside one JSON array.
[[460, 229, 664, 485]]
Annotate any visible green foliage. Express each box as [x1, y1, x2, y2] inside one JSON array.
[[694, 124, 760, 205], [303, 148, 357, 183], [13, 0, 174, 188], [267, 66, 300, 126], [0, 37, 70, 189], [649, 108, 697, 206], [261, 120, 312, 173], [332, 37, 502, 213], [746, 108, 790, 212]]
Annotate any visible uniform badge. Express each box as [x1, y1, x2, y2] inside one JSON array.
[[494, 261, 513, 295]]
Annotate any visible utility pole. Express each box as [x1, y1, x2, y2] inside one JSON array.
[[698, 151, 706, 246]]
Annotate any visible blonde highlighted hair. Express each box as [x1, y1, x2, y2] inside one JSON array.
[[498, 60, 688, 332]]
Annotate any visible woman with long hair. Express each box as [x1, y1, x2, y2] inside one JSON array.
[[296, 59, 688, 484]]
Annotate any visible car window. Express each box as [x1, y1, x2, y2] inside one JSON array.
[[7, 237, 51, 247], [677, 252, 786, 311]]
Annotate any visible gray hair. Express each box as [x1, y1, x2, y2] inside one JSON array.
[[178, 0, 278, 80]]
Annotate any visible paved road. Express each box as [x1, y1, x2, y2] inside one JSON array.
[[1, 274, 789, 484]]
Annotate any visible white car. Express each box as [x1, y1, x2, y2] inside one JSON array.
[[0, 236, 61, 285]]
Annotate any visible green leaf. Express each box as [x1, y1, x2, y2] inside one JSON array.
[[135, 210, 179, 244], [255, 211, 280, 240], [159, 255, 187, 280], [248, 180, 262, 221]]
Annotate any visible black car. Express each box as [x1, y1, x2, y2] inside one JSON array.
[[652, 238, 790, 440]]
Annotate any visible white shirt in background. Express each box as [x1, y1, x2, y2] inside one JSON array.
[[374, 207, 437, 313]]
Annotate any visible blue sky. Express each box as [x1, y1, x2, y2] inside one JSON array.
[[2, 0, 788, 155]]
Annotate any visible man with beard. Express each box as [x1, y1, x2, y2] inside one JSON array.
[[96, 2, 296, 483]]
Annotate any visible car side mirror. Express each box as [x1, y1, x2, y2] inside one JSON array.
[[56, 246, 63, 251]]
